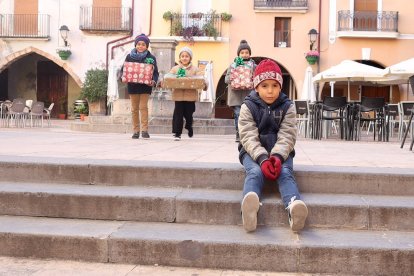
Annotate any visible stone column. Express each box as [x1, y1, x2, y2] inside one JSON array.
[[149, 38, 178, 76], [148, 38, 178, 117]]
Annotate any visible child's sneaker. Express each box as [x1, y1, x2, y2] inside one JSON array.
[[173, 134, 181, 141], [241, 192, 260, 232], [131, 132, 140, 139], [286, 197, 308, 232]]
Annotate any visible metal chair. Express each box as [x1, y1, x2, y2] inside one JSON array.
[[43, 102, 55, 127], [356, 97, 387, 141], [318, 96, 347, 139], [398, 101, 414, 140], [6, 98, 26, 128], [386, 104, 399, 138], [30, 101, 45, 127], [294, 100, 310, 138]]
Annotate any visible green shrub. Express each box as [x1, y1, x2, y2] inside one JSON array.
[[80, 68, 108, 102]]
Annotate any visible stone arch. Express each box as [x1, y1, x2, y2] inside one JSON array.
[[0, 46, 82, 87]]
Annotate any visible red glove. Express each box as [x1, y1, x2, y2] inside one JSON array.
[[260, 159, 277, 181], [269, 156, 282, 179]]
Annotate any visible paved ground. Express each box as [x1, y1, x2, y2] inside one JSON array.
[[0, 119, 412, 275], [0, 119, 413, 169]]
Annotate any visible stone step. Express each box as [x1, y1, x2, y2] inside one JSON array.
[[1, 182, 413, 231], [1, 159, 413, 196], [0, 215, 412, 275], [71, 116, 236, 135]]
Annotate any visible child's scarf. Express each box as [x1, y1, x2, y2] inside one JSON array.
[[130, 49, 148, 62]]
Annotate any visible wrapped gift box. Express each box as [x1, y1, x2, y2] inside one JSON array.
[[121, 62, 154, 84], [162, 74, 205, 89], [230, 65, 253, 90]]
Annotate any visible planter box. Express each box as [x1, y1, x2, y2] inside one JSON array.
[[162, 74, 205, 90], [230, 66, 253, 90], [121, 62, 154, 85]]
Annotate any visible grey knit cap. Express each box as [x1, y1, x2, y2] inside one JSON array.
[[237, 39, 251, 56]]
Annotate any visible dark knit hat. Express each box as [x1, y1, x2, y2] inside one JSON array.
[[253, 59, 283, 88], [134, 33, 150, 47], [237, 39, 251, 56]]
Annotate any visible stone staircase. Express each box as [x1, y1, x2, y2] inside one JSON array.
[[71, 115, 236, 135], [0, 159, 413, 275]]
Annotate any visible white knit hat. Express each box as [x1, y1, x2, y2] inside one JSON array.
[[179, 46, 193, 60]]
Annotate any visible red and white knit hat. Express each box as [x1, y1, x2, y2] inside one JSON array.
[[253, 59, 283, 88]]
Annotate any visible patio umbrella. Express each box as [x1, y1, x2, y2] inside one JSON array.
[[313, 60, 386, 100], [382, 58, 414, 98], [383, 58, 414, 78], [300, 66, 316, 102]]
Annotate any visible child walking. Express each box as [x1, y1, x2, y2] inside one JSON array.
[[238, 59, 308, 233], [122, 33, 159, 139], [169, 47, 206, 140], [225, 40, 256, 142]]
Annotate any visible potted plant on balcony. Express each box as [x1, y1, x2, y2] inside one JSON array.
[[80, 68, 108, 116], [163, 11, 173, 21], [220, 12, 232, 22], [189, 12, 203, 19], [305, 50, 319, 65], [56, 47, 72, 60]]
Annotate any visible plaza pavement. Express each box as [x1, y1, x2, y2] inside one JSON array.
[[0, 119, 413, 275], [0, 119, 413, 169]]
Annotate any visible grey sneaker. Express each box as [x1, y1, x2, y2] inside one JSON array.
[[141, 131, 150, 139], [131, 132, 140, 139], [241, 192, 260, 232], [286, 197, 308, 232]]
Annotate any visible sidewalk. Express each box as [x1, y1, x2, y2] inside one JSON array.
[[0, 119, 413, 169]]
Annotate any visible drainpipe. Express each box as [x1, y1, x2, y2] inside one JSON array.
[[316, 0, 322, 100], [109, 0, 153, 65], [105, 0, 135, 70]]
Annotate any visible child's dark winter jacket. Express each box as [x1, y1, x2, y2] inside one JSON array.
[[238, 91, 297, 165], [122, 51, 159, 94]]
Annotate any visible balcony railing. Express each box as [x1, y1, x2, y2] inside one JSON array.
[[338, 10, 398, 32], [168, 13, 222, 39], [79, 6, 132, 31], [254, 0, 308, 9], [0, 14, 50, 38]]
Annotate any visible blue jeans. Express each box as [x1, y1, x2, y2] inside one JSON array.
[[242, 153, 301, 208], [233, 106, 241, 132]]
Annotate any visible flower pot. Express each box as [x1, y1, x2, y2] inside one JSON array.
[[80, 114, 86, 121], [58, 113, 66, 119], [306, 56, 318, 65], [58, 51, 71, 60]]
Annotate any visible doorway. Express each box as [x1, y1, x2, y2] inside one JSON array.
[[37, 61, 68, 117]]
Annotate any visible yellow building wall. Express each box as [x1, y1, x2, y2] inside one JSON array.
[[151, 0, 231, 93]]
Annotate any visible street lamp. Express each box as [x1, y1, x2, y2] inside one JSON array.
[[308, 28, 318, 51], [59, 25, 70, 47]]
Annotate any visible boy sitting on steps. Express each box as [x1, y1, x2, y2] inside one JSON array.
[[238, 59, 308, 233]]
